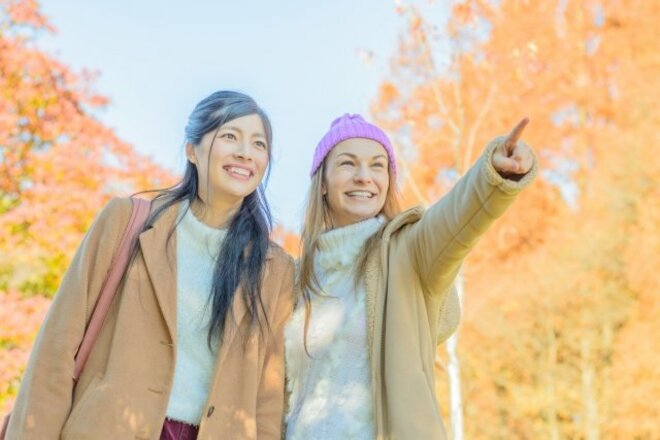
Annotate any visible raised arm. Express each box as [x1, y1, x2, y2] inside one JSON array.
[[407, 118, 537, 296]]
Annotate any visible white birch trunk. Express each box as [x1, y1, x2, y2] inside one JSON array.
[[446, 272, 464, 440]]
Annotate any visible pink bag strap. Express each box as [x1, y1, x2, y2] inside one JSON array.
[[72, 197, 151, 382]]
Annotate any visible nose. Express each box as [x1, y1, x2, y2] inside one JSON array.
[[353, 165, 373, 184], [233, 141, 253, 161]]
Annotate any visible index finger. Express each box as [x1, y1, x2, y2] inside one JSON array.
[[504, 117, 530, 150]]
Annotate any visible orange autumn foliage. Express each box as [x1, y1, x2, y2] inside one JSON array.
[[0, 0, 175, 411], [0, 0, 174, 295], [272, 226, 300, 258], [373, 0, 659, 438]]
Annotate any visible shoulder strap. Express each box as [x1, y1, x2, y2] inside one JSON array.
[[72, 197, 151, 382]]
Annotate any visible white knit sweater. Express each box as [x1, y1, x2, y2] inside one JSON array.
[[285, 216, 384, 440], [165, 202, 227, 424]]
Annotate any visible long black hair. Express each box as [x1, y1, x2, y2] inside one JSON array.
[[140, 90, 273, 348]]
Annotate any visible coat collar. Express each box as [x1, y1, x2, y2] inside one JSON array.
[[138, 198, 274, 345], [364, 205, 424, 350], [138, 199, 179, 342], [364, 205, 425, 436], [382, 206, 424, 241]]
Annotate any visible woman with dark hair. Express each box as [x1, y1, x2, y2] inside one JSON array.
[[6, 91, 294, 440], [285, 114, 536, 439]]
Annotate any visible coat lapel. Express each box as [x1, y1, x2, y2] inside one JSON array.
[[366, 207, 424, 358], [364, 249, 379, 352], [370, 207, 424, 437], [139, 202, 180, 343], [138, 199, 276, 362]]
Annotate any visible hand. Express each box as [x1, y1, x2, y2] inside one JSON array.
[[491, 117, 535, 179]]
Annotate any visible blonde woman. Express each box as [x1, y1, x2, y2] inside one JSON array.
[[284, 114, 537, 439]]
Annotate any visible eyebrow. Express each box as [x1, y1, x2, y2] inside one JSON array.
[[219, 126, 266, 138], [336, 152, 387, 160]]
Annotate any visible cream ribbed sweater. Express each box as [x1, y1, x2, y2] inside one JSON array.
[[165, 203, 226, 424], [285, 217, 384, 440]]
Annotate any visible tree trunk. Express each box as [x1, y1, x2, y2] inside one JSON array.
[[581, 336, 600, 440], [446, 272, 464, 440]]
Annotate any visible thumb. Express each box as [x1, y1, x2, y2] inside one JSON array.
[[492, 153, 520, 173]]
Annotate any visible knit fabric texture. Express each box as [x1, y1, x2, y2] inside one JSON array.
[[310, 113, 397, 178], [285, 216, 384, 440], [165, 202, 227, 424]]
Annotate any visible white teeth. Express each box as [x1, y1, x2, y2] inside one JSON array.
[[347, 191, 373, 198], [227, 166, 250, 177]]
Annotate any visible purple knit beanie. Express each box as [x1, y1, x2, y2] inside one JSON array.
[[310, 113, 397, 178]]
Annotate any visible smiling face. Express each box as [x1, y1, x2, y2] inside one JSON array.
[[323, 138, 390, 228], [186, 113, 269, 210]]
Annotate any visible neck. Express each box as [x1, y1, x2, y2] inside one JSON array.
[[190, 197, 241, 229]]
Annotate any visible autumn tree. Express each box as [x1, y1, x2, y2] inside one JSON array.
[[0, 0, 174, 411], [0, 0, 173, 295], [374, 0, 659, 438]]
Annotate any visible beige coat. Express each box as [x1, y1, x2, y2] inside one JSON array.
[[7, 198, 294, 440], [359, 138, 537, 439]]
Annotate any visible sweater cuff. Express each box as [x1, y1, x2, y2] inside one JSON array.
[[481, 135, 538, 194]]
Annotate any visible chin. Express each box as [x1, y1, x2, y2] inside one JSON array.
[[349, 210, 379, 222], [220, 184, 258, 199]]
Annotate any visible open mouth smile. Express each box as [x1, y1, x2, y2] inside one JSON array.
[[224, 165, 254, 180], [346, 190, 376, 199]]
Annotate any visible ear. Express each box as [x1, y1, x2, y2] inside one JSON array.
[[321, 181, 327, 196], [185, 143, 197, 165]]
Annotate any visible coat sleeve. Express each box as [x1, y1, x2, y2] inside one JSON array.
[[256, 258, 294, 439], [6, 197, 133, 439], [406, 136, 538, 297]]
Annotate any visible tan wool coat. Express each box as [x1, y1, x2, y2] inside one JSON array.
[[357, 138, 537, 439], [6, 198, 294, 440]]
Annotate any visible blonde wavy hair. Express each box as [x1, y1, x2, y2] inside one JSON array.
[[297, 159, 402, 352]]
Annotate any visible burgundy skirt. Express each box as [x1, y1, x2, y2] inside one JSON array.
[[159, 418, 199, 440]]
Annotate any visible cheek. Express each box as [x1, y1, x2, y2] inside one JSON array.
[[326, 176, 348, 202], [377, 175, 390, 197], [206, 147, 226, 170], [196, 156, 212, 181], [256, 153, 269, 174], [327, 185, 342, 204]]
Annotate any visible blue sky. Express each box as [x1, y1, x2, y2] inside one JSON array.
[[37, 0, 448, 230]]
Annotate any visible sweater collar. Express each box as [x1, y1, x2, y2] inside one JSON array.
[[177, 200, 228, 254], [316, 216, 384, 272]]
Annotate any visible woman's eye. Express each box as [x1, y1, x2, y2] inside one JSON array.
[[255, 141, 267, 149], [372, 162, 385, 168], [221, 133, 236, 140], [340, 161, 354, 166]]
